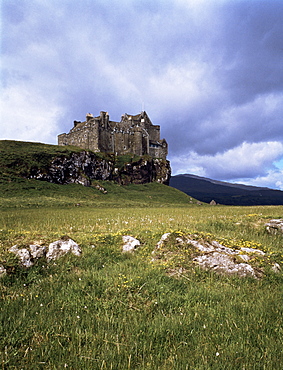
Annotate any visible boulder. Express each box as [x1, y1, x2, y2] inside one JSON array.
[[0, 264, 7, 277], [156, 233, 171, 249], [272, 263, 281, 273], [8, 238, 81, 267], [265, 219, 283, 234], [46, 238, 81, 261], [29, 244, 47, 259], [9, 245, 35, 268], [122, 236, 140, 252]]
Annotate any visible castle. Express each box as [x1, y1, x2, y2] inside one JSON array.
[[58, 111, 168, 160]]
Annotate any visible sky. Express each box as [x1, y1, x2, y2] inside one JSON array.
[[1, 0, 283, 189]]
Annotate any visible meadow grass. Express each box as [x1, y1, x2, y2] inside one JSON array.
[[1, 202, 283, 369], [2, 141, 283, 368]]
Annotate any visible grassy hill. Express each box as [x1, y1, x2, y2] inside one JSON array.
[[0, 140, 195, 208], [0, 139, 83, 179]]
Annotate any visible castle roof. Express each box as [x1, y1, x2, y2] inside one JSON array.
[[121, 111, 152, 125]]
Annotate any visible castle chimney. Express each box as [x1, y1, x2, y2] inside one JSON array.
[[86, 113, 93, 122]]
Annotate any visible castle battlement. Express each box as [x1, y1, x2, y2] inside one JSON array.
[[58, 111, 168, 160]]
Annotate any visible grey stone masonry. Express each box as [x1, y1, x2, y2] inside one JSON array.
[[58, 111, 168, 160]]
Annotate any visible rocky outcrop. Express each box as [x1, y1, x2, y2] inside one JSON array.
[[153, 233, 280, 279], [28, 151, 171, 186], [9, 237, 81, 268], [28, 151, 113, 186], [113, 157, 171, 185]]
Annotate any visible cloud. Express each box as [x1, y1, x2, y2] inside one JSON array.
[[237, 170, 283, 191], [171, 141, 283, 180], [1, 82, 62, 143]]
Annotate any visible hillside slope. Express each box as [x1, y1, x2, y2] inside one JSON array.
[[0, 140, 171, 186], [0, 140, 194, 208], [170, 174, 283, 206]]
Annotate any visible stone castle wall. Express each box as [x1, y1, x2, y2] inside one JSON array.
[[58, 111, 168, 160]]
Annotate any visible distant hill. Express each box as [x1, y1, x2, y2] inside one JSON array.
[[170, 174, 283, 206]]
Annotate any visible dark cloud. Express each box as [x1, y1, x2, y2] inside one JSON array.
[[218, 1, 283, 103]]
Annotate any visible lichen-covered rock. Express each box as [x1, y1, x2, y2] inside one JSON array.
[[9, 244, 47, 267], [156, 233, 171, 249], [153, 158, 171, 185], [153, 233, 270, 279], [122, 236, 141, 252], [46, 238, 81, 261], [8, 239, 81, 267], [29, 244, 47, 259], [9, 245, 34, 268], [0, 264, 7, 277], [272, 263, 281, 273], [194, 252, 257, 278], [112, 157, 171, 185], [265, 219, 283, 234]]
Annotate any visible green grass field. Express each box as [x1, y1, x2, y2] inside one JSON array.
[[1, 189, 283, 369], [1, 140, 283, 369]]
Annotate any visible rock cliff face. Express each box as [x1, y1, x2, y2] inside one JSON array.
[[28, 151, 171, 186]]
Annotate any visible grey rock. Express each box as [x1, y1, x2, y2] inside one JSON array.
[[188, 239, 238, 255], [0, 265, 7, 277], [29, 244, 46, 259], [188, 239, 263, 277], [94, 184, 108, 193], [9, 239, 81, 268], [238, 254, 250, 262], [194, 252, 257, 278], [240, 247, 265, 256], [154, 233, 270, 279], [122, 236, 140, 252], [46, 238, 81, 261], [9, 245, 19, 254], [156, 233, 171, 249], [265, 219, 283, 234], [9, 245, 33, 268], [272, 263, 281, 273]]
